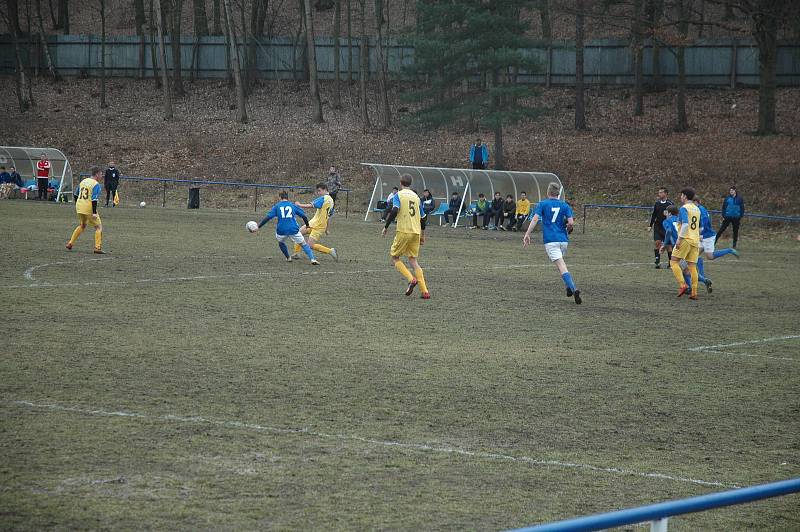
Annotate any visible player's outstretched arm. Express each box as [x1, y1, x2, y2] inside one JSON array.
[[522, 214, 540, 246], [257, 214, 272, 229], [300, 214, 310, 227], [382, 207, 399, 236], [295, 202, 313, 208]]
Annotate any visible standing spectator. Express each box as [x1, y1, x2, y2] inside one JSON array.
[[36, 152, 51, 201], [715, 186, 744, 248], [381, 186, 399, 222], [488, 191, 504, 229], [326, 165, 343, 204], [104, 161, 121, 207], [500, 194, 516, 231], [470, 193, 491, 229], [507, 191, 531, 231], [469, 138, 490, 170], [420, 189, 436, 217], [443, 191, 462, 226]]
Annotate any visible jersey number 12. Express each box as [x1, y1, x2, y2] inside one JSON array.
[[279, 206, 293, 218]]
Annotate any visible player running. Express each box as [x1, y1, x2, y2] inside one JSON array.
[[382, 174, 430, 299], [293, 183, 338, 261], [523, 182, 581, 304], [252, 191, 318, 265], [66, 166, 106, 254], [670, 187, 702, 300], [648, 187, 674, 269], [695, 196, 739, 292]]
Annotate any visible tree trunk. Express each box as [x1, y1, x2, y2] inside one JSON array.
[[212, 0, 222, 35], [333, 0, 341, 108], [374, 0, 391, 127], [8, 15, 33, 111], [753, 1, 778, 134], [193, 0, 209, 36], [648, 0, 662, 90], [35, 0, 61, 81], [154, 0, 173, 119], [47, 0, 56, 28], [169, 0, 185, 97], [135, 0, 146, 78], [632, 0, 644, 116], [223, 0, 248, 123], [494, 123, 504, 170], [358, 0, 369, 129], [7, 0, 23, 36], [150, 0, 162, 88], [574, 0, 586, 130], [56, 0, 69, 33], [99, 0, 107, 108], [303, 0, 324, 123], [346, 0, 353, 84], [245, 0, 267, 93], [539, 0, 551, 40], [675, 0, 688, 132]]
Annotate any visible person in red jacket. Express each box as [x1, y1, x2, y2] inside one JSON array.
[[36, 153, 51, 201]]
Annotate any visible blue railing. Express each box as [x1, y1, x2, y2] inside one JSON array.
[[78, 174, 351, 215], [507, 477, 800, 532], [582, 203, 800, 233]]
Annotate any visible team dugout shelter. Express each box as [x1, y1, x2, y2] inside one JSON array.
[[0, 146, 74, 201], [363, 163, 563, 226]]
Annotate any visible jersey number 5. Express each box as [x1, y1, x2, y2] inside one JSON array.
[[409, 203, 416, 217]]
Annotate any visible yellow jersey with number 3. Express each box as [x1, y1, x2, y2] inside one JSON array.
[[679, 202, 701, 246], [393, 189, 421, 235], [75, 178, 102, 216]]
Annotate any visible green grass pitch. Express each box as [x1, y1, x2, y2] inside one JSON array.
[[1, 201, 798, 530]]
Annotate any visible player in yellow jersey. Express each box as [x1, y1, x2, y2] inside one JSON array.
[[381, 174, 430, 299], [670, 187, 701, 299], [66, 166, 106, 254], [293, 183, 338, 261]]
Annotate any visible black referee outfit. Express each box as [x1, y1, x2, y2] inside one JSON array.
[[650, 198, 673, 267]]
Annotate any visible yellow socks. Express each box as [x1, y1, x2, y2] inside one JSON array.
[[670, 261, 686, 287], [689, 263, 698, 296], [69, 225, 84, 245], [94, 229, 103, 250], [395, 261, 414, 282], [414, 267, 429, 294], [312, 243, 332, 254], [293, 243, 302, 254]]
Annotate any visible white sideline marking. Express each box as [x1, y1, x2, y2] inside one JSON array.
[[700, 350, 798, 363], [23, 257, 114, 281], [689, 335, 800, 352], [7, 261, 652, 290], [10, 400, 738, 489]]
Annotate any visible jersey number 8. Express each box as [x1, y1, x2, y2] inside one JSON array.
[[690, 216, 698, 230]]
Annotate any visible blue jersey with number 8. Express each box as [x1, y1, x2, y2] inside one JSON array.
[[534, 198, 573, 244]]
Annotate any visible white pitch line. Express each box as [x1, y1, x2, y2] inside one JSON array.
[[9, 400, 738, 489], [699, 350, 798, 363], [5, 261, 652, 290], [23, 257, 114, 281], [689, 335, 800, 352]]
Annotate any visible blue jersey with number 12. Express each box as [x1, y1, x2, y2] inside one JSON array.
[[265, 200, 306, 235], [534, 198, 573, 243]]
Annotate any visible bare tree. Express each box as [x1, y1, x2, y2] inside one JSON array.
[[7, 0, 23, 36], [674, 0, 689, 131], [347, 0, 353, 83], [575, 0, 587, 130], [374, 0, 391, 127], [99, 0, 108, 108], [632, 0, 645, 116], [212, 0, 222, 35], [135, 0, 146, 78], [34, 0, 61, 81], [0, 4, 33, 111], [154, 0, 173, 119], [303, 0, 324, 122], [56, 0, 69, 32], [358, 0, 370, 129], [223, 0, 248, 123], [190, 0, 209, 81], [539, 0, 552, 40], [333, 0, 342, 108], [167, 0, 185, 97], [648, 0, 664, 90], [245, 0, 267, 92], [149, 0, 162, 88], [47, 0, 57, 28]]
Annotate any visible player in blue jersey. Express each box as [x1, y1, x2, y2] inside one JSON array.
[[251, 191, 318, 265], [522, 182, 581, 304], [695, 196, 739, 292]]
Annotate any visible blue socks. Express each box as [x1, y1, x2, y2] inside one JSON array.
[[713, 249, 735, 259], [301, 243, 316, 261], [561, 272, 576, 292], [278, 242, 289, 258], [697, 257, 705, 279]]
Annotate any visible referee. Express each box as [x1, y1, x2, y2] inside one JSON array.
[[648, 187, 673, 268]]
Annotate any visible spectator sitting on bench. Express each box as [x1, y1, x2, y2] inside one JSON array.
[[381, 187, 399, 222], [420, 189, 436, 217], [500, 195, 516, 231], [9, 167, 23, 188], [488, 191, 504, 229], [443, 191, 462, 227], [507, 191, 531, 232], [470, 193, 491, 229]]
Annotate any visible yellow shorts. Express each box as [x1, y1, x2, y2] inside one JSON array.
[[390, 232, 420, 258], [672, 241, 699, 263], [77, 213, 102, 227], [308, 228, 325, 241]]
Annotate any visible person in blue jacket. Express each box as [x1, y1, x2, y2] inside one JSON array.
[[469, 139, 489, 170], [715, 186, 744, 248]]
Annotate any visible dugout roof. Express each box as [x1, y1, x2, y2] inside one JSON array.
[[0, 146, 74, 199]]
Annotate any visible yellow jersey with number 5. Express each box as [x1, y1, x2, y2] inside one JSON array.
[[679, 202, 701, 246], [76, 178, 102, 216], [393, 189, 421, 235]]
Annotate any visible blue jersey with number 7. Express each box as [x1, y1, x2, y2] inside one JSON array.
[[265, 200, 306, 235], [534, 198, 573, 243]]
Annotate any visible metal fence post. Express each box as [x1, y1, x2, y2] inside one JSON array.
[[345, 189, 349, 218], [582, 204, 587, 234], [254, 187, 258, 212], [162, 181, 166, 207], [650, 518, 668, 532]]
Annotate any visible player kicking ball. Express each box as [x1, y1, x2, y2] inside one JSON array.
[[66, 166, 106, 254], [523, 182, 581, 304], [382, 174, 430, 299], [292, 183, 338, 261], [250, 191, 318, 265]]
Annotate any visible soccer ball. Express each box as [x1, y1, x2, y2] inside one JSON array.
[[246, 221, 258, 233], [139, 201, 146, 208]]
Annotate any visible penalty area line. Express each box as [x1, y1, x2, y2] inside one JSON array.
[[690, 335, 800, 352], [10, 399, 738, 489], [23, 257, 114, 281]]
